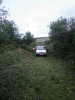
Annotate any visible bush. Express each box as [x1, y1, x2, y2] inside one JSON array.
[[49, 17, 75, 56], [20, 44, 28, 50], [0, 50, 21, 69]]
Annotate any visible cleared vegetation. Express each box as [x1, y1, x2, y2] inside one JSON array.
[[0, 46, 75, 100]]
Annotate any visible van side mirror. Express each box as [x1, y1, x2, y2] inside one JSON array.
[[44, 46, 46, 49]]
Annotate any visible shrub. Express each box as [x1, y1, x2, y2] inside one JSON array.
[[0, 50, 21, 68]]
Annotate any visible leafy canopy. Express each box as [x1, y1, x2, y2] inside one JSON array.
[[49, 17, 75, 54], [23, 31, 35, 47], [0, 8, 19, 45]]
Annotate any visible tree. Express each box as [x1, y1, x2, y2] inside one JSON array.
[[23, 31, 35, 48], [0, 8, 19, 46], [49, 17, 75, 56]]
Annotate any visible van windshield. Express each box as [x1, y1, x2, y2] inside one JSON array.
[[36, 46, 46, 50]]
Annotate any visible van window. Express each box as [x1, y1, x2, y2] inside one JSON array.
[[36, 46, 46, 50]]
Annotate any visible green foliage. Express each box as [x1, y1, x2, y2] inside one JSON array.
[[0, 8, 35, 50], [20, 44, 28, 49], [0, 8, 19, 46], [0, 50, 75, 99], [45, 40, 50, 44], [49, 17, 75, 55], [23, 31, 35, 47], [48, 17, 75, 70], [0, 51, 21, 68], [0, 44, 16, 53]]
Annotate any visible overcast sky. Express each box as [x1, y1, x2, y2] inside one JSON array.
[[0, 0, 75, 37]]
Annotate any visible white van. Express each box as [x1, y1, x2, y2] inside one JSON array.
[[35, 46, 47, 57]]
